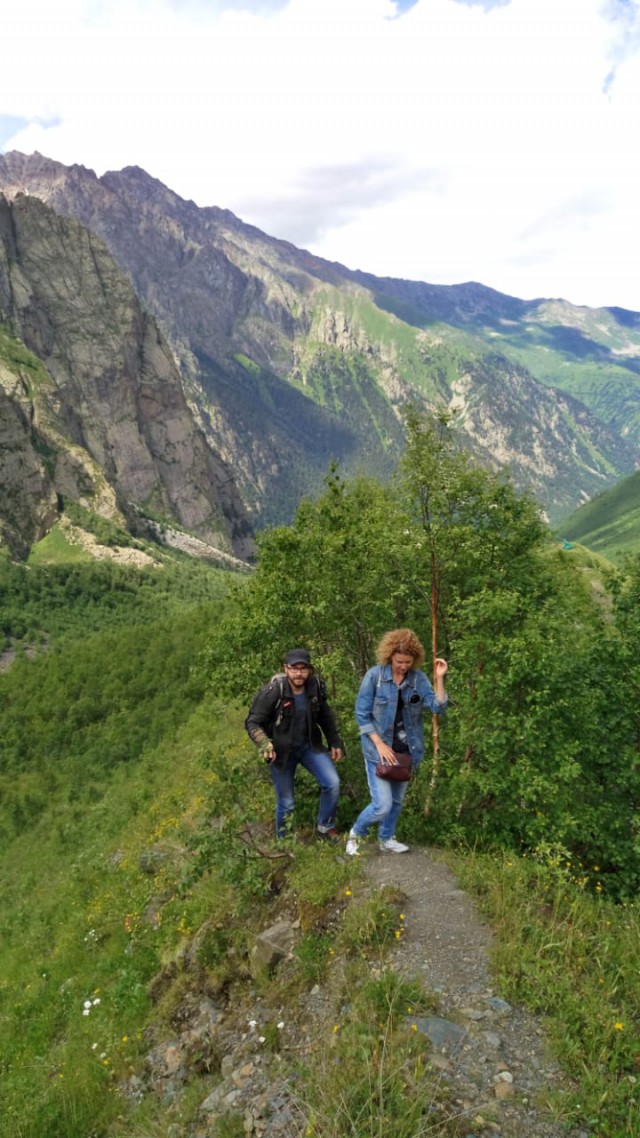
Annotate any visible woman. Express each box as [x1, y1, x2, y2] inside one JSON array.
[[346, 628, 448, 855]]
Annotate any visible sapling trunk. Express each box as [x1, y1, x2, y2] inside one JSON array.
[[424, 550, 439, 816]]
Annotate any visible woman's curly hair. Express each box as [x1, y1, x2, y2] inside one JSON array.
[[376, 628, 425, 668]]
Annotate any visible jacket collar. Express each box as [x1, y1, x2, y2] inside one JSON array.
[[380, 662, 416, 687]]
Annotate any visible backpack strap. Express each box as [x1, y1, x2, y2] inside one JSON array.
[[269, 673, 287, 727]]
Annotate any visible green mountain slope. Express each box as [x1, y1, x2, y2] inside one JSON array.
[[352, 277, 640, 445], [559, 468, 640, 561]]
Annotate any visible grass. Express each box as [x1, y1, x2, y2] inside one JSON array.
[[452, 846, 640, 1136], [27, 521, 94, 565], [0, 701, 249, 1138], [2, 545, 640, 1137], [295, 969, 464, 1138], [0, 324, 52, 391], [0, 666, 462, 1138], [3, 695, 640, 1136]]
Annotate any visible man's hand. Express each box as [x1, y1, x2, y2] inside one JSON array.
[[260, 741, 276, 764], [330, 747, 343, 763]]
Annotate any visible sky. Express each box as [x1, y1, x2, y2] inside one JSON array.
[[1, 0, 639, 310]]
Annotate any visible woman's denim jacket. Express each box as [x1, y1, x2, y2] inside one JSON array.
[[355, 663, 447, 767]]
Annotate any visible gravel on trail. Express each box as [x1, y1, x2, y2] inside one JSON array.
[[365, 844, 588, 1138]]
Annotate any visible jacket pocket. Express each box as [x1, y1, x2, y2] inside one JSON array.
[[372, 696, 389, 718], [407, 692, 423, 723]]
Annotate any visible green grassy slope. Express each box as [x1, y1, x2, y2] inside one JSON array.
[[558, 469, 640, 561], [0, 554, 256, 1136], [1, 551, 639, 1137], [462, 300, 640, 444], [355, 280, 640, 448]]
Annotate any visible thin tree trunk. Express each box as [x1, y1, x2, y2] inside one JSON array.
[[424, 551, 439, 816]]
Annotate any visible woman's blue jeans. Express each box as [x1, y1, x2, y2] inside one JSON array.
[[269, 746, 340, 837], [351, 756, 410, 842]]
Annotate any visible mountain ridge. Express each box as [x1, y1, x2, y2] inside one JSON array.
[[1, 149, 640, 545]]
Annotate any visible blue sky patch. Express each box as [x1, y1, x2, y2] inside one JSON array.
[[0, 115, 30, 150], [452, 0, 511, 9]]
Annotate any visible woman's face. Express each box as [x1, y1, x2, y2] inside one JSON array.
[[391, 652, 414, 677]]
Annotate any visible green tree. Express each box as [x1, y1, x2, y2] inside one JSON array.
[[395, 408, 551, 814], [205, 410, 640, 893], [206, 467, 421, 713]]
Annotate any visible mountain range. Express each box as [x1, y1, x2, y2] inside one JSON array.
[[1, 149, 640, 561]]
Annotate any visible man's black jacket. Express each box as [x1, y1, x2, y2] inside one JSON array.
[[245, 673, 343, 768]]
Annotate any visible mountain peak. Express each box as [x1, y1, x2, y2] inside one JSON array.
[[2, 152, 640, 542]]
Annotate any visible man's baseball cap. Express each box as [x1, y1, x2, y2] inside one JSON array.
[[285, 648, 311, 666]]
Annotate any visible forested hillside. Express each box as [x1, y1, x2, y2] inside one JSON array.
[[1, 414, 639, 1137]]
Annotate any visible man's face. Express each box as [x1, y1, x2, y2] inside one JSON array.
[[285, 663, 310, 691]]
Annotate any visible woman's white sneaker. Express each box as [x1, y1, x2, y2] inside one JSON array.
[[345, 831, 360, 856], [379, 837, 409, 853]]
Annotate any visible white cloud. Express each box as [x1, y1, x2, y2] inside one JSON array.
[[1, 0, 640, 309]]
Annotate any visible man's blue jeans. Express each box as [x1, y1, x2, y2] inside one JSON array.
[[351, 756, 410, 842], [269, 746, 340, 837]]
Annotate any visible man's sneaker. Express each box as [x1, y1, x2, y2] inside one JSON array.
[[345, 830, 360, 856], [379, 837, 409, 853], [317, 827, 341, 843]]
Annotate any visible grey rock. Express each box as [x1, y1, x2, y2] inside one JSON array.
[[486, 996, 513, 1014], [411, 1015, 467, 1050], [251, 920, 295, 973]]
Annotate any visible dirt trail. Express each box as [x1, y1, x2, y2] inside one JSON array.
[[364, 845, 587, 1138]]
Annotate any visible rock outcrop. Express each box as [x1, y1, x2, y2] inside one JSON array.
[[0, 193, 254, 561]]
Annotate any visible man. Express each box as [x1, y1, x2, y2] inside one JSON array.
[[245, 648, 344, 839]]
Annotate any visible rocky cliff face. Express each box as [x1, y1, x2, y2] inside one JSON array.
[[0, 152, 406, 526], [0, 192, 254, 561], [0, 354, 59, 559], [1, 150, 639, 527]]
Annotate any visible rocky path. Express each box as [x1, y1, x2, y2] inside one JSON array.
[[365, 846, 588, 1138], [186, 844, 591, 1137]]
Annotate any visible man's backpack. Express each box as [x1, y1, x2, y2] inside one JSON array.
[[245, 672, 325, 733]]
